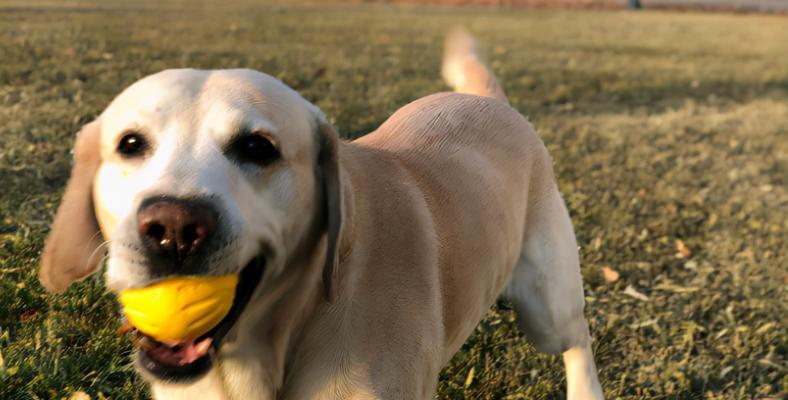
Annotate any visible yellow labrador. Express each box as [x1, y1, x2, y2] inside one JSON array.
[[39, 30, 603, 399]]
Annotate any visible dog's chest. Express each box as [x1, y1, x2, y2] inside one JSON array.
[[150, 356, 273, 400], [150, 358, 361, 400], [150, 368, 233, 400]]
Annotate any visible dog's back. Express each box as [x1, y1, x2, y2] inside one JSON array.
[[354, 91, 540, 354], [346, 29, 604, 399]]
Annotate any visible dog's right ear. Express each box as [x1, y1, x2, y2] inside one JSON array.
[[317, 122, 342, 303], [39, 120, 105, 293]]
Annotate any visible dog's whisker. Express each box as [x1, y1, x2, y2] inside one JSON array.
[[84, 239, 111, 272]]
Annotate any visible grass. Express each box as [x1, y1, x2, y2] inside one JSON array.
[[0, 1, 786, 398]]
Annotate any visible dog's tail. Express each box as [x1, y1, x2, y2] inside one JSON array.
[[441, 27, 508, 104]]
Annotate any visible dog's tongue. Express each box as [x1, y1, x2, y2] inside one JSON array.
[[141, 336, 213, 366]]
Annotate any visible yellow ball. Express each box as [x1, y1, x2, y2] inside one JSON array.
[[119, 274, 238, 342]]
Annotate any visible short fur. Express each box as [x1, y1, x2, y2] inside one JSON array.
[[40, 30, 603, 399]]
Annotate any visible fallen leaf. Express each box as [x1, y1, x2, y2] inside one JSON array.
[[601, 266, 620, 283], [675, 239, 691, 258], [623, 285, 649, 301], [68, 392, 91, 400]]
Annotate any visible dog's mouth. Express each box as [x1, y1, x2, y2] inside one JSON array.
[[122, 257, 265, 382]]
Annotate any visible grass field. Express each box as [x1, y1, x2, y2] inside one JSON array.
[[1, 1, 786, 399]]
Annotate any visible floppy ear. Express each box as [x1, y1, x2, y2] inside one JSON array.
[[317, 122, 342, 303], [39, 120, 105, 293]]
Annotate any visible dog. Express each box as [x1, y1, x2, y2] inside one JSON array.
[[38, 29, 604, 399]]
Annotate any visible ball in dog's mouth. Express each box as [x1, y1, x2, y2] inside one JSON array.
[[120, 274, 239, 343], [119, 257, 265, 381]]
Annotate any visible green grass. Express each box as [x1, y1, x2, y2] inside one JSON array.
[[1, 1, 786, 399]]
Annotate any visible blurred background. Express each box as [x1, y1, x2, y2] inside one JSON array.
[[342, 0, 788, 13], [0, 0, 785, 399]]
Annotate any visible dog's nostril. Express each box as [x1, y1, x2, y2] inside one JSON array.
[[147, 224, 167, 243], [180, 224, 200, 255], [183, 224, 198, 244]]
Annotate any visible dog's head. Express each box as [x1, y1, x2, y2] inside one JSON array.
[[38, 69, 342, 381]]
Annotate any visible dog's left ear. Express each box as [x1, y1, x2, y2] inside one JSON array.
[[39, 120, 105, 293], [317, 122, 342, 303]]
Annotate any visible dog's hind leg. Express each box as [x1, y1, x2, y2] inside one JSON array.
[[444, 26, 602, 399], [503, 161, 603, 400], [562, 343, 604, 400]]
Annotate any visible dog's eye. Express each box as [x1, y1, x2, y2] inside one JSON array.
[[117, 132, 148, 157], [233, 134, 280, 166]]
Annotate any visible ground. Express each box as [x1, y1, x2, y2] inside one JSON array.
[[0, 1, 786, 399]]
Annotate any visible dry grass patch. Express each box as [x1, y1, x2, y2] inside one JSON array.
[[0, 1, 785, 398]]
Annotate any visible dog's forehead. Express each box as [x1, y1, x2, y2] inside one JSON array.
[[101, 68, 317, 141]]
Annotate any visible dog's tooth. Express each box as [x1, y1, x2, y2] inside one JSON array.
[[195, 338, 213, 354]]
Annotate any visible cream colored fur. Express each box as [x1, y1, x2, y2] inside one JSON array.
[[39, 30, 603, 399]]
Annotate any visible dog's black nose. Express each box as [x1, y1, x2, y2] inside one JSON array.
[[137, 198, 217, 264]]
